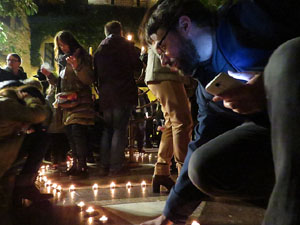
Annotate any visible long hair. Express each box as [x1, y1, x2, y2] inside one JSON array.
[[54, 30, 88, 63]]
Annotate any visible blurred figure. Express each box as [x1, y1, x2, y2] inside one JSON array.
[[94, 21, 143, 176]]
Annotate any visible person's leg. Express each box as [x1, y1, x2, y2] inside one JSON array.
[[13, 130, 53, 205], [263, 37, 300, 225], [64, 125, 78, 173], [166, 81, 193, 174], [149, 83, 174, 176], [99, 108, 113, 173], [70, 124, 89, 174], [109, 106, 132, 173], [189, 122, 273, 204]]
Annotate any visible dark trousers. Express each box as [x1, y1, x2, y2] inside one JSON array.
[[16, 129, 49, 185], [189, 122, 273, 203], [100, 106, 132, 171], [65, 124, 89, 167], [262, 37, 300, 225]]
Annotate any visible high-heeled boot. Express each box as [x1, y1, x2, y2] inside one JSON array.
[[152, 175, 175, 193], [13, 175, 53, 207]]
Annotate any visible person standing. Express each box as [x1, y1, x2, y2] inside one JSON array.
[[145, 48, 193, 193], [94, 21, 143, 176], [42, 30, 95, 178]]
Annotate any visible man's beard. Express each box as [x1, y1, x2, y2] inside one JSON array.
[[177, 34, 200, 76]]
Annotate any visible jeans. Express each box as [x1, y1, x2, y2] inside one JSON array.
[[100, 106, 132, 171], [262, 37, 300, 225], [65, 124, 89, 167]]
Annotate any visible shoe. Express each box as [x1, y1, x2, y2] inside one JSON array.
[[13, 185, 53, 207], [152, 175, 175, 193]]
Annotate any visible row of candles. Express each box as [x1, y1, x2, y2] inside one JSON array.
[[38, 163, 201, 225]]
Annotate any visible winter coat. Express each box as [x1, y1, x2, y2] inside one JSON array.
[[47, 50, 95, 126]]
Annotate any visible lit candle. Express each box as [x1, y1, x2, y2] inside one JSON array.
[[126, 182, 132, 189], [89, 47, 93, 55], [191, 221, 200, 225], [42, 176, 48, 183], [69, 185, 75, 192], [110, 182, 116, 189], [45, 180, 51, 187], [92, 184, 98, 190], [99, 215, 108, 223], [77, 201, 85, 210], [52, 183, 58, 189], [46, 165, 50, 171], [141, 181, 146, 188]]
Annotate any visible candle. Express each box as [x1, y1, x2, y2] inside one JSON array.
[[45, 180, 51, 187], [141, 181, 146, 188], [126, 182, 132, 189], [77, 201, 85, 210], [99, 215, 108, 223], [110, 182, 116, 189], [89, 47, 93, 55], [86, 207, 94, 213], [191, 221, 200, 225], [69, 185, 75, 192], [92, 184, 98, 190], [46, 165, 50, 171], [42, 176, 47, 182], [52, 183, 57, 189]]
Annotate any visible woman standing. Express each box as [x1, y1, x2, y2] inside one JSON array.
[[42, 31, 94, 178]]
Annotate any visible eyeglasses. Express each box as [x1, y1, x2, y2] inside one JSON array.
[[155, 27, 171, 56], [7, 59, 19, 63]]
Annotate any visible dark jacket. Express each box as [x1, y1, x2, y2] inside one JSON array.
[[0, 67, 27, 82], [94, 34, 143, 109]]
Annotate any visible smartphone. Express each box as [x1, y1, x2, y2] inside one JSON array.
[[205, 72, 244, 95]]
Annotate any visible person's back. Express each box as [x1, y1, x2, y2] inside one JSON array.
[[94, 34, 142, 109]]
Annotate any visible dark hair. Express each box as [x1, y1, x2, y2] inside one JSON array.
[[139, 0, 214, 45], [7, 53, 21, 62], [104, 20, 123, 36], [54, 31, 85, 56]]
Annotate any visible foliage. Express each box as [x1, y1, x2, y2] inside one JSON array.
[[0, 0, 38, 44], [29, 4, 146, 66], [0, 0, 38, 17]]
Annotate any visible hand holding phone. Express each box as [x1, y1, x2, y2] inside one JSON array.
[[205, 72, 244, 95]]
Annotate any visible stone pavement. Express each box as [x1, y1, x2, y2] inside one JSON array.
[[0, 149, 265, 225]]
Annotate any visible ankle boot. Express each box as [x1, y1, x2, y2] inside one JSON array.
[[13, 185, 53, 207], [69, 159, 88, 179], [152, 175, 175, 193]]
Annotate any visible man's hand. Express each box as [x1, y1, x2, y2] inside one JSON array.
[[140, 215, 174, 225], [212, 72, 266, 114]]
